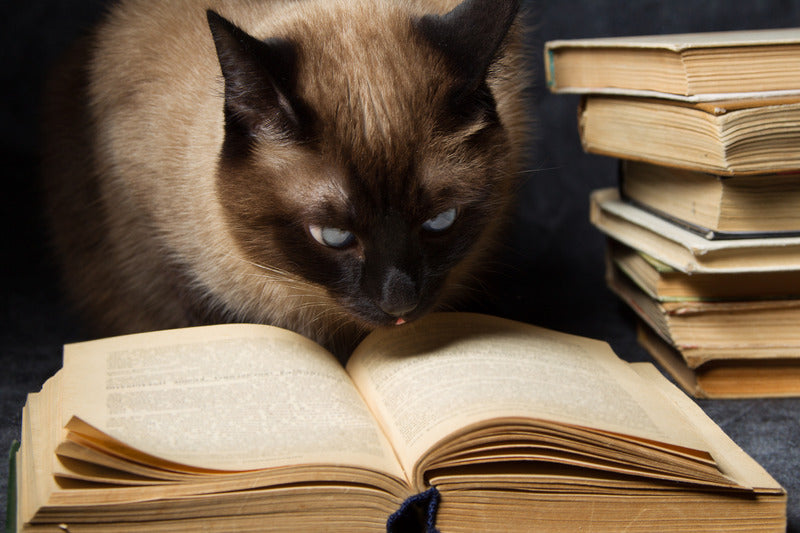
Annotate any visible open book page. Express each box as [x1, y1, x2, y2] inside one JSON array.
[[632, 363, 784, 493], [57, 324, 404, 478], [346, 313, 714, 486]]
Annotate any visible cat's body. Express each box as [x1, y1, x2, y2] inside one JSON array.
[[42, 0, 527, 357]]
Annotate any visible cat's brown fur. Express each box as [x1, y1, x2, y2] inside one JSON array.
[[42, 0, 528, 357]]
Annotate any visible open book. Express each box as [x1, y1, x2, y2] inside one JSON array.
[[14, 313, 786, 531]]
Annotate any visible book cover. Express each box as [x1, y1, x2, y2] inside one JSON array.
[[5, 441, 18, 533], [607, 240, 800, 302]]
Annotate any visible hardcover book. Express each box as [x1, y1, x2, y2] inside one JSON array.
[[579, 96, 800, 175], [621, 160, 800, 238], [590, 188, 800, 273], [607, 240, 800, 302], [545, 28, 800, 100], [636, 320, 800, 400]]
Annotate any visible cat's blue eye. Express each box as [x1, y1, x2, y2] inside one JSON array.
[[422, 208, 458, 232], [309, 225, 356, 248]]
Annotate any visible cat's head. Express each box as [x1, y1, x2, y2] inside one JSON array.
[[208, 0, 523, 333]]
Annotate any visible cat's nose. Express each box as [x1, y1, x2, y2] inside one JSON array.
[[379, 267, 419, 318]]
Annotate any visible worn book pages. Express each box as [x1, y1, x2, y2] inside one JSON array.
[[607, 240, 800, 302], [348, 313, 729, 491], [546, 28, 800, 100], [631, 362, 784, 488], [621, 160, 800, 237], [57, 324, 403, 477], [432, 358, 786, 532], [606, 258, 800, 365], [579, 96, 800, 174], [636, 321, 800, 399], [15, 313, 787, 531], [549, 28, 800, 49], [590, 188, 800, 273], [18, 324, 409, 530]]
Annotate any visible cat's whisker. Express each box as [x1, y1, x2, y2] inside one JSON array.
[[242, 274, 312, 291], [515, 166, 561, 175], [226, 253, 299, 279]]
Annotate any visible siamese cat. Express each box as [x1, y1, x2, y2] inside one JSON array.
[[42, 0, 528, 358]]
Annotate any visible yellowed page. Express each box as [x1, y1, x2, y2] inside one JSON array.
[[347, 313, 712, 481], [58, 324, 403, 478], [18, 371, 64, 526], [632, 363, 784, 493], [17, 396, 38, 525]]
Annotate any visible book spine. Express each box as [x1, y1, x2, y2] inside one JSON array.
[[4, 441, 19, 533], [545, 47, 556, 89], [387, 487, 441, 533]]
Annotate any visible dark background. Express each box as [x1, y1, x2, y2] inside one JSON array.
[[2, 0, 798, 529]]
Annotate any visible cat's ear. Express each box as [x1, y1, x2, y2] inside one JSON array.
[[207, 10, 304, 146], [414, 0, 520, 99]]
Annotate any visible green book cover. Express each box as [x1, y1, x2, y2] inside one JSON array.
[[5, 441, 19, 533]]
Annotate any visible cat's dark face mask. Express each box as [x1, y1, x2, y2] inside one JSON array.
[[281, 159, 507, 329]]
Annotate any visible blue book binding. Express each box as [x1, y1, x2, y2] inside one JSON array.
[[386, 487, 441, 533]]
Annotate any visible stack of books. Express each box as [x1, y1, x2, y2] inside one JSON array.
[[546, 28, 800, 399]]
